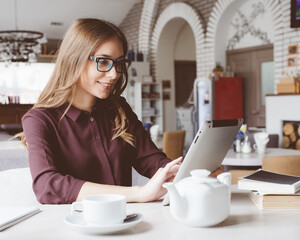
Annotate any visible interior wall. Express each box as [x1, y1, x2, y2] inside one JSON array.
[[215, 0, 274, 68], [157, 18, 186, 131], [215, 0, 247, 67], [226, 0, 274, 50], [174, 22, 196, 61]]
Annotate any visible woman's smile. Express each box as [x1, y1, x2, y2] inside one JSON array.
[[97, 81, 114, 90]]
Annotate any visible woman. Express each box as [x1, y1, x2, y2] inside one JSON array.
[[20, 18, 182, 204]]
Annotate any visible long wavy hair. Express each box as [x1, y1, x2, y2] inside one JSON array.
[[17, 18, 135, 147]]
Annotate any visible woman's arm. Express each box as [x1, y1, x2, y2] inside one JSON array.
[[22, 109, 86, 204], [77, 157, 182, 202]]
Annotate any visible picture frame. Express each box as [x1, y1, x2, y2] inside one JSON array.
[[162, 79, 171, 89], [142, 75, 153, 83], [163, 91, 171, 100], [287, 57, 297, 67], [288, 45, 298, 55]]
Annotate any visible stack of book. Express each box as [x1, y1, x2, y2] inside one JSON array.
[[276, 77, 296, 94], [238, 169, 300, 210]]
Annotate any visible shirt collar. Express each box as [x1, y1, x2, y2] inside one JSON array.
[[58, 103, 82, 122], [59, 98, 112, 122]]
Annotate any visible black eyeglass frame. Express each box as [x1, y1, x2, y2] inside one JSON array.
[[89, 56, 132, 73]]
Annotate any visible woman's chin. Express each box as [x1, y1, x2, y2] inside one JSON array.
[[96, 92, 110, 100]]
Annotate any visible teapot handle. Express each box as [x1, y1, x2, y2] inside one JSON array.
[[217, 172, 231, 187]]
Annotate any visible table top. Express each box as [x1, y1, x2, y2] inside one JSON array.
[[222, 148, 300, 166], [1, 189, 300, 240]]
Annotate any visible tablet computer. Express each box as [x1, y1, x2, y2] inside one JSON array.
[[162, 118, 243, 205]]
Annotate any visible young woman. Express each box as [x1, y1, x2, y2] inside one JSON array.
[[20, 18, 182, 204]]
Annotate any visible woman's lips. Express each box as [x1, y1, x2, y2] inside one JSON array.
[[98, 81, 113, 90]]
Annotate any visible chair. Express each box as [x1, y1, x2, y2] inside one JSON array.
[[162, 130, 185, 160], [247, 133, 279, 148], [229, 169, 256, 185], [262, 155, 300, 176]]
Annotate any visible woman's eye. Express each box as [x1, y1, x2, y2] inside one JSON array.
[[98, 59, 109, 65]]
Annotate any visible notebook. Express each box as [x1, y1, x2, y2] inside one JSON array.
[[238, 169, 300, 194], [0, 206, 40, 231]]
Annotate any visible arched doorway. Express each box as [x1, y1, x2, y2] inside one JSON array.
[[150, 2, 205, 131]]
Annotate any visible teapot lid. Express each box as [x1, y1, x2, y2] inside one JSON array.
[[189, 169, 219, 184]]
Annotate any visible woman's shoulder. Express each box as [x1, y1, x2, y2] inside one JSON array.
[[119, 97, 135, 114], [22, 106, 61, 124], [119, 96, 130, 108], [24, 107, 55, 118]]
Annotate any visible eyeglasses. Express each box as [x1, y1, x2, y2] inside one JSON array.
[[89, 56, 131, 73]]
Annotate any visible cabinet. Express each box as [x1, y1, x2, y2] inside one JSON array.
[[122, 62, 163, 131], [0, 104, 32, 125], [135, 82, 163, 131], [214, 77, 243, 120]]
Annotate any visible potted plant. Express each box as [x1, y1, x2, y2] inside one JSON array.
[[213, 64, 224, 78]]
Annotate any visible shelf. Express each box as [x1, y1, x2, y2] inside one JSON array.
[[142, 114, 161, 117], [141, 82, 160, 85], [142, 98, 160, 101], [38, 54, 57, 58], [123, 62, 163, 131], [266, 93, 300, 96]]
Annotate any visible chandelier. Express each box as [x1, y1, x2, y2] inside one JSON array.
[[0, 30, 47, 62]]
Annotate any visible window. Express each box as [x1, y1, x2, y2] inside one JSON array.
[[0, 62, 55, 104]]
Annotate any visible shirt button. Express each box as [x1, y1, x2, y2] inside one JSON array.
[[90, 117, 94, 122], [95, 136, 100, 140]]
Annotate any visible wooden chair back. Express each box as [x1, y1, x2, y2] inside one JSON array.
[[162, 130, 186, 160], [229, 169, 256, 185], [262, 155, 300, 176]]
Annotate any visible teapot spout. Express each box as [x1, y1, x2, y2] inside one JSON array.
[[163, 182, 188, 220]]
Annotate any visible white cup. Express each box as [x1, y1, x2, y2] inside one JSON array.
[[253, 132, 269, 155], [71, 194, 127, 225], [253, 142, 267, 155], [254, 132, 269, 144]]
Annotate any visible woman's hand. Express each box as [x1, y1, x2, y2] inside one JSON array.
[[137, 157, 182, 202]]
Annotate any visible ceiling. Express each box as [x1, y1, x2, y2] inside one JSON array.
[[0, 0, 140, 39]]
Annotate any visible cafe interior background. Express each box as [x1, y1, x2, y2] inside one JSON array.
[[0, 0, 300, 157]]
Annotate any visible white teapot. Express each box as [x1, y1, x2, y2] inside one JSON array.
[[163, 169, 231, 227]]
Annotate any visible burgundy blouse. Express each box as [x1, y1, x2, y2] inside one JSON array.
[[22, 97, 170, 204]]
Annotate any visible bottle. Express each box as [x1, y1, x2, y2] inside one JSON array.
[[242, 135, 252, 154], [235, 139, 241, 153]]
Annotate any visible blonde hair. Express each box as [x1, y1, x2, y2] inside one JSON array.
[[17, 18, 135, 147]]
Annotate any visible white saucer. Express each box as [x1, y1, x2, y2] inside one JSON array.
[[64, 212, 143, 235]]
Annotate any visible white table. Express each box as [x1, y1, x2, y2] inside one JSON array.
[[1, 189, 300, 240], [222, 148, 300, 167]]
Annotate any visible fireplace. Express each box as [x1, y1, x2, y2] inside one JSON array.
[[282, 120, 300, 149]]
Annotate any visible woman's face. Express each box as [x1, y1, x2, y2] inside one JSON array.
[[78, 37, 124, 103]]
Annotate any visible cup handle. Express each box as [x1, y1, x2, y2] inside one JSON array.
[[71, 202, 83, 215]]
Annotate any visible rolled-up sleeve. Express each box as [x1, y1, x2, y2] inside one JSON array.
[[22, 109, 85, 204]]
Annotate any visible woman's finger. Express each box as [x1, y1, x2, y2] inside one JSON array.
[[165, 157, 183, 170]]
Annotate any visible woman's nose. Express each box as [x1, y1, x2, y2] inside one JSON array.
[[106, 64, 118, 79]]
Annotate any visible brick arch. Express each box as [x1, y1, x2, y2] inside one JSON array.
[[206, 0, 284, 80], [138, 0, 159, 54], [150, 2, 205, 80]]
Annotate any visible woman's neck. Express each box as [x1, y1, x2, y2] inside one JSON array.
[[71, 94, 96, 113]]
